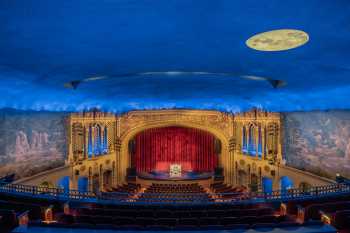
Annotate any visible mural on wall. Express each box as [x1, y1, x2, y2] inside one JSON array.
[[0, 109, 68, 179], [282, 111, 350, 179]]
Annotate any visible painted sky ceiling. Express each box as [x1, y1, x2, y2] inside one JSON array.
[[1, 0, 350, 113]]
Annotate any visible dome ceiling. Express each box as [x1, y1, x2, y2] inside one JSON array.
[[0, 0, 350, 112]]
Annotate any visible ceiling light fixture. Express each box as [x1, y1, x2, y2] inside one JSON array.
[[246, 29, 309, 51]]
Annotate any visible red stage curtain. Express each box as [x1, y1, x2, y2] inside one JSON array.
[[133, 126, 218, 173]]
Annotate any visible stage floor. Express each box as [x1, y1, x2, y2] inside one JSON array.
[[137, 171, 213, 181]]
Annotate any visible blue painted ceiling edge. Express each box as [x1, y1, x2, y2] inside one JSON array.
[[1, 0, 350, 112]]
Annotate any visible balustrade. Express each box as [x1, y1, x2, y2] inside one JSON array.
[[0, 182, 349, 205]]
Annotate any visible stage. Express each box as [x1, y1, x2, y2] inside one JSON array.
[[136, 171, 214, 188]]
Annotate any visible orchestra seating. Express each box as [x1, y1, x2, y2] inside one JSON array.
[[0, 194, 62, 232], [56, 201, 289, 230], [137, 183, 211, 203], [211, 182, 248, 200], [106, 183, 140, 193], [0, 183, 344, 232], [285, 194, 350, 230], [0, 209, 18, 232]]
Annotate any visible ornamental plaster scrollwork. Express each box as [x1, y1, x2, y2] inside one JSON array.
[[119, 110, 232, 140]]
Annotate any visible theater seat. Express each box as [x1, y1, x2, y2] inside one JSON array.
[[333, 210, 350, 229], [145, 225, 172, 230], [58, 214, 74, 224], [257, 215, 277, 224], [239, 216, 256, 225], [221, 216, 239, 225], [135, 217, 155, 226], [92, 216, 113, 225], [156, 218, 177, 226], [114, 217, 135, 225], [178, 217, 198, 226], [0, 209, 17, 232], [199, 217, 220, 226]]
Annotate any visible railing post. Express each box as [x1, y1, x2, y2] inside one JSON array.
[[280, 203, 287, 216], [296, 205, 305, 224]]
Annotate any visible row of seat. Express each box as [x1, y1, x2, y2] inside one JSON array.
[[144, 189, 204, 193], [108, 183, 140, 193], [333, 209, 350, 229], [301, 200, 350, 230], [286, 194, 350, 215], [305, 201, 350, 220], [0, 209, 18, 232], [59, 213, 284, 227], [139, 183, 209, 202], [136, 198, 211, 203], [151, 183, 200, 187], [73, 206, 274, 218], [0, 199, 42, 220]]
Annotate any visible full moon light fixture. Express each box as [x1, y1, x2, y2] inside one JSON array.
[[246, 29, 309, 51]]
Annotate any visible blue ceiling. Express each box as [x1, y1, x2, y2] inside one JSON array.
[[1, 0, 350, 112]]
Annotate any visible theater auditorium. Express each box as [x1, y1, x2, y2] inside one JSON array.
[[1, 1, 350, 233]]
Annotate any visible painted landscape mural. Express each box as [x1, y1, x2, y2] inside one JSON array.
[[282, 111, 350, 179], [0, 109, 68, 179]]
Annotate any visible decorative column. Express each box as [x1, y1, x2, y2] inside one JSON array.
[[91, 126, 95, 158], [261, 126, 265, 159], [100, 125, 104, 154], [116, 118, 121, 185], [112, 161, 116, 187], [68, 122, 73, 163], [255, 126, 259, 158], [229, 137, 236, 186], [277, 125, 282, 162], [88, 167, 93, 192], [69, 166, 77, 190], [115, 137, 122, 185], [99, 165, 104, 191]]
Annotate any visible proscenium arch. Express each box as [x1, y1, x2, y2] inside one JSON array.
[[119, 122, 230, 184]]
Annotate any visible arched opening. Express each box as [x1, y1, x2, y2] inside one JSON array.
[[130, 126, 219, 176], [103, 170, 112, 190], [250, 174, 258, 192], [88, 125, 93, 158], [120, 120, 230, 185], [242, 126, 247, 153], [57, 176, 70, 192], [77, 177, 89, 192], [258, 126, 262, 158], [238, 170, 248, 187], [92, 174, 100, 193], [262, 177, 273, 193], [103, 125, 108, 154], [248, 125, 256, 156], [93, 124, 102, 156], [280, 176, 294, 192]]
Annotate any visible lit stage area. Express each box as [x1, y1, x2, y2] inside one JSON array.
[[137, 171, 214, 181], [129, 126, 219, 186]]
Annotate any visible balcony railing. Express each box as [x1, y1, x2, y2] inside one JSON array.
[[0, 182, 349, 205]]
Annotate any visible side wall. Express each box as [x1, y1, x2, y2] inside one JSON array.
[[0, 109, 68, 179], [14, 165, 71, 186], [282, 111, 350, 179]]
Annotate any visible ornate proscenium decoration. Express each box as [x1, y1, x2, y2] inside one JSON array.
[[246, 29, 309, 51], [67, 109, 283, 192]]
